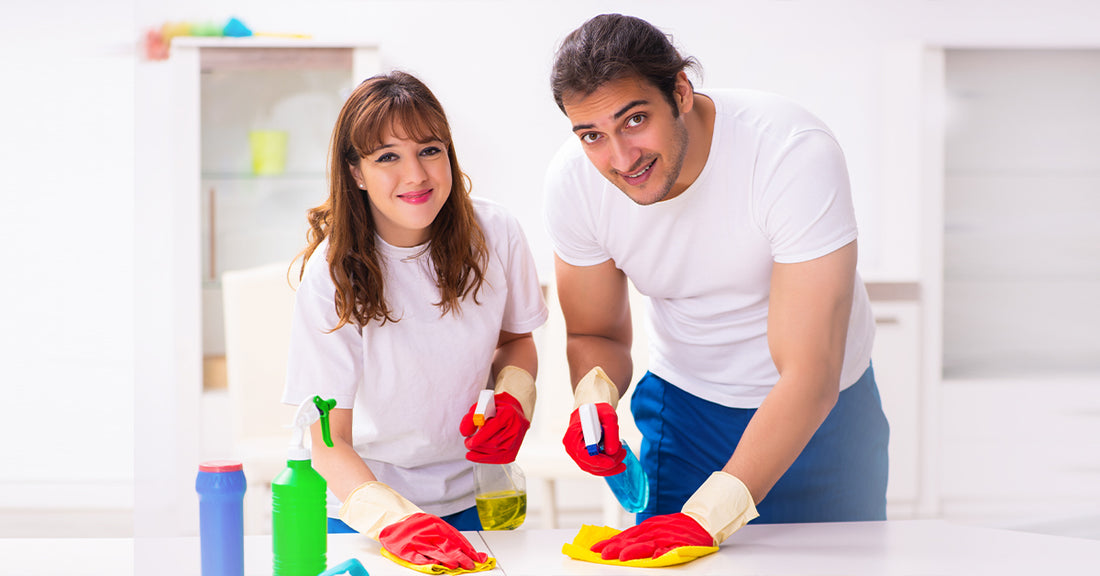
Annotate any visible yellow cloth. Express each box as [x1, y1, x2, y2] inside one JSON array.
[[380, 548, 496, 574], [561, 525, 719, 568]]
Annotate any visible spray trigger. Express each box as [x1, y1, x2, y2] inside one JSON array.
[[313, 395, 336, 448]]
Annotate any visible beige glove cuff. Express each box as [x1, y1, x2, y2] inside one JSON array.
[[681, 471, 760, 545], [571, 366, 620, 410], [494, 366, 536, 422], [338, 481, 424, 540]]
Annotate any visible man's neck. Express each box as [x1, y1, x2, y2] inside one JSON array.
[[671, 92, 716, 198]]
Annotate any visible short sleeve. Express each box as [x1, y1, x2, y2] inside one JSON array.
[[499, 211, 549, 335], [283, 246, 363, 410], [755, 129, 858, 264]]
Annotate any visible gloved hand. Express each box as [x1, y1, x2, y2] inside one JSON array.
[[460, 391, 530, 464], [590, 513, 713, 560], [339, 481, 486, 569], [459, 366, 536, 464], [377, 512, 487, 570], [563, 402, 625, 475], [591, 471, 759, 560], [562, 367, 625, 476]]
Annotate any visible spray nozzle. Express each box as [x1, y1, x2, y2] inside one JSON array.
[[472, 389, 497, 427], [288, 395, 337, 460], [579, 403, 603, 456]]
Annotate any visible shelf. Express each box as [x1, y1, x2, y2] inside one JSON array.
[[202, 172, 327, 182]]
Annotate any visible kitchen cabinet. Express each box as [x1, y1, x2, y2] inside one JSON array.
[[170, 38, 380, 383], [865, 284, 922, 519], [155, 38, 379, 533]]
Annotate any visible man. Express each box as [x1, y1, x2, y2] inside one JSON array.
[[545, 14, 889, 560]]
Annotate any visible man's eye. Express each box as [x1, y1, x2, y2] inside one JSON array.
[[581, 133, 601, 144], [627, 114, 645, 127]]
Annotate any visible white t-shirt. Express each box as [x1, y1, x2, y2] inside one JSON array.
[[284, 197, 548, 517], [544, 89, 874, 408]]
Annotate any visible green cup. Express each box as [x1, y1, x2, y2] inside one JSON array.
[[249, 130, 288, 175]]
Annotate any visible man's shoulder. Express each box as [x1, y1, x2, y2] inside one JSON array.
[[707, 89, 834, 139]]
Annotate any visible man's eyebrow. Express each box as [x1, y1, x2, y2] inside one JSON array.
[[571, 99, 650, 133]]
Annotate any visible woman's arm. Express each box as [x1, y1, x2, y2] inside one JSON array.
[[310, 408, 376, 501], [492, 330, 538, 383]]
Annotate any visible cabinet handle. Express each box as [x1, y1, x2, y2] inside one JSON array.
[[874, 315, 900, 325], [208, 186, 216, 283]]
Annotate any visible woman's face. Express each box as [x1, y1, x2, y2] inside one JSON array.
[[350, 123, 453, 247]]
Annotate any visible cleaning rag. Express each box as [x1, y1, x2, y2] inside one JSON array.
[[561, 524, 719, 568]]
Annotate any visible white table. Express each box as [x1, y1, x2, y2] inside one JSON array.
[[3, 520, 1098, 575]]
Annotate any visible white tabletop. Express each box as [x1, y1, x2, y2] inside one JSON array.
[[481, 520, 1100, 575], [3, 520, 1099, 575]]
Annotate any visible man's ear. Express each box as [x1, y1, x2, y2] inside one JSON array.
[[674, 70, 695, 115]]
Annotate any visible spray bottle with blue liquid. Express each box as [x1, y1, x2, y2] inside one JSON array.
[[579, 402, 649, 513]]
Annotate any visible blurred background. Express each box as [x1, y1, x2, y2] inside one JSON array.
[[1, 0, 1098, 548]]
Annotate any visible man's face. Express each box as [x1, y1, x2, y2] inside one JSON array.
[[563, 75, 689, 205]]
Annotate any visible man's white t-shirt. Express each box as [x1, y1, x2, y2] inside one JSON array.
[[284, 197, 548, 517], [544, 89, 874, 408]]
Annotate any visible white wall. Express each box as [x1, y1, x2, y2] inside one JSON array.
[[6, 0, 1100, 547], [0, 0, 135, 512]]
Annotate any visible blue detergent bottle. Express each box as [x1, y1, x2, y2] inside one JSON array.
[[580, 403, 649, 513]]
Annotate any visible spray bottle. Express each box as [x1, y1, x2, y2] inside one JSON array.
[[580, 402, 649, 513], [272, 395, 336, 576], [471, 389, 527, 530]]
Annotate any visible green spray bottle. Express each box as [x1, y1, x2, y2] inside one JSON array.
[[272, 395, 336, 576]]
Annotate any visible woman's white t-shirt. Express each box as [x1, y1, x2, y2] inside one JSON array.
[[544, 89, 874, 408], [284, 197, 548, 517]]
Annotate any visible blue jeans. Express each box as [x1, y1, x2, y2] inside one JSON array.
[[631, 364, 889, 524], [327, 505, 483, 533]]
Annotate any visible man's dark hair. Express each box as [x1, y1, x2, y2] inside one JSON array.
[[551, 13, 701, 116]]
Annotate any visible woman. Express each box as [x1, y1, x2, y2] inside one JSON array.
[[283, 71, 547, 570]]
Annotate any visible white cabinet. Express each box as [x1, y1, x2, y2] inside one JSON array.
[[866, 284, 922, 519], [170, 38, 380, 379], [149, 39, 379, 535]]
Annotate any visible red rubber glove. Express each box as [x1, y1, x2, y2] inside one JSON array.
[[377, 512, 487, 570], [459, 392, 530, 464], [591, 512, 714, 561], [562, 402, 626, 476]]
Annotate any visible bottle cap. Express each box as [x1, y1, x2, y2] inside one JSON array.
[[199, 460, 243, 473]]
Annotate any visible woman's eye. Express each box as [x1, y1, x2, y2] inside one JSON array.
[[375, 152, 397, 163], [627, 114, 645, 128], [420, 146, 443, 157]]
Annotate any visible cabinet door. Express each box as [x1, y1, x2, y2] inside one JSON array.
[[870, 300, 921, 516]]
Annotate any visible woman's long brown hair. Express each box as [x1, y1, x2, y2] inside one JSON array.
[[295, 71, 487, 330]]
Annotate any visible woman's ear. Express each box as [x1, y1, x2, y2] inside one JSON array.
[[349, 164, 364, 189]]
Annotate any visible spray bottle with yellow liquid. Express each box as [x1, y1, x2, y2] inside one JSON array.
[[470, 389, 527, 530]]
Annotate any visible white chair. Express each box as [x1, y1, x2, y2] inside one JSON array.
[[221, 261, 299, 532]]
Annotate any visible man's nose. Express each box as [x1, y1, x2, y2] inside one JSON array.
[[609, 137, 641, 174]]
